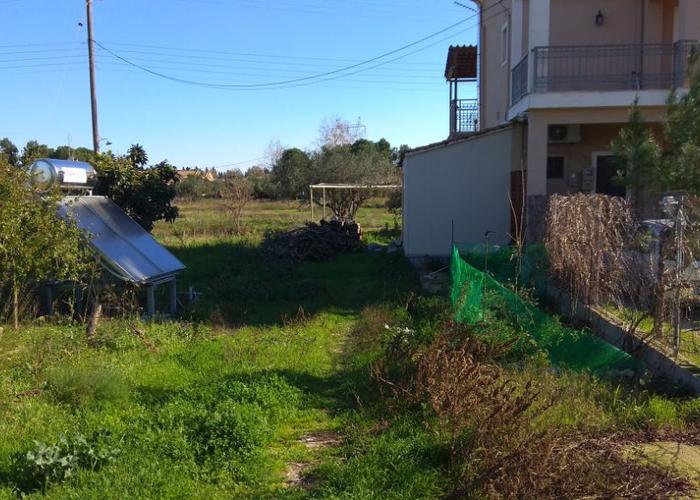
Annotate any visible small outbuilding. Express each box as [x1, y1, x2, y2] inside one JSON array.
[[402, 124, 524, 261]]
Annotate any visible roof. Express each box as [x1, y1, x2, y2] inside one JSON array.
[[445, 45, 478, 80], [59, 196, 185, 284], [177, 169, 215, 181], [404, 123, 513, 157], [310, 183, 401, 189]]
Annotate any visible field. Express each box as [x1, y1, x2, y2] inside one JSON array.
[[0, 198, 699, 498]]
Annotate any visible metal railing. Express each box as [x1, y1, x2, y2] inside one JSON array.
[[450, 98, 479, 135], [511, 54, 529, 104], [532, 40, 697, 93]]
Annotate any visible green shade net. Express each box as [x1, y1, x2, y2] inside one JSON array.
[[450, 246, 638, 371]]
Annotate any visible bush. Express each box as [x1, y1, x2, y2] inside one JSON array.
[[0, 157, 89, 327], [94, 153, 179, 231]]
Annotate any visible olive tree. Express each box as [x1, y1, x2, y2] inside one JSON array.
[[310, 139, 399, 220], [0, 157, 89, 328]]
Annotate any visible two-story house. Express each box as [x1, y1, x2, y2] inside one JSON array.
[[402, 0, 700, 259]]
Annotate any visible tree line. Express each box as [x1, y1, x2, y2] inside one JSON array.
[[178, 118, 408, 222]]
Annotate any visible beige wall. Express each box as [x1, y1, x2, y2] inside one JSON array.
[[480, 0, 512, 129], [549, 0, 675, 46], [678, 0, 700, 40], [403, 127, 515, 257]]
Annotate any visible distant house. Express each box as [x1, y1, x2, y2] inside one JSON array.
[[177, 168, 216, 182], [403, 0, 700, 260]]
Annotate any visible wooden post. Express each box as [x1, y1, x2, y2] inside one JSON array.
[[310, 187, 314, 221], [146, 285, 156, 318], [169, 279, 177, 315], [322, 187, 327, 220]]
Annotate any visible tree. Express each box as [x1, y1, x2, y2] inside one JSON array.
[[612, 51, 700, 198], [20, 140, 53, 167], [94, 152, 179, 231], [0, 138, 19, 166], [610, 100, 661, 212], [127, 144, 149, 169], [271, 148, 312, 200], [222, 170, 252, 234], [0, 156, 89, 328]]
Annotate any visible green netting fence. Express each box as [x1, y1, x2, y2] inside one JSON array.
[[450, 246, 638, 371]]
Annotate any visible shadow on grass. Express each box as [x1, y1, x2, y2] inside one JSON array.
[[169, 241, 417, 328]]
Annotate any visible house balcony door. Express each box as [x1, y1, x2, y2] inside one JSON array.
[[593, 152, 626, 197]]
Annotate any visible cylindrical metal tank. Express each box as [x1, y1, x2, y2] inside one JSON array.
[[30, 158, 97, 190]]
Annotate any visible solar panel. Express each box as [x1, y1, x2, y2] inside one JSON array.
[[59, 196, 185, 284]]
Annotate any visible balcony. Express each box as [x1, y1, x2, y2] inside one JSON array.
[[449, 98, 479, 135], [511, 40, 697, 104]]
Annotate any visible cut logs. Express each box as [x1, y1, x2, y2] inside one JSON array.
[[264, 220, 362, 261]]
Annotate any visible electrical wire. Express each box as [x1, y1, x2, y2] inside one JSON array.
[[90, 6, 488, 90]]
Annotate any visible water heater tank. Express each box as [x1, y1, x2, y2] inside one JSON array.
[[30, 158, 97, 191]]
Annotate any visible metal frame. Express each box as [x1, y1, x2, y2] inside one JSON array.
[[309, 183, 402, 221]]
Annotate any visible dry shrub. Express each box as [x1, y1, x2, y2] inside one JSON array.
[[546, 194, 635, 306], [416, 331, 552, 496], [413, 327, 692, 498]]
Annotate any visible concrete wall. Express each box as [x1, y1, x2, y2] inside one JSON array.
[[480, 0, 513, 129], [403, 126, 514, 258]]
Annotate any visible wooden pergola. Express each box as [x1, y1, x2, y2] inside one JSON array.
[[309, 183, 402, 220]]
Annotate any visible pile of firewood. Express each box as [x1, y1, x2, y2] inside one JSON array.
[[264, 220, 362, 261]]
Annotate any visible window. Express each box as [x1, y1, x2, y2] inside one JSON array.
[[547, 156, 565, 179], [501, 22, 509, 66]]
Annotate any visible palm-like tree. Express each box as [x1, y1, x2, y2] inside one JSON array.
[[128, 143, 148, 168]]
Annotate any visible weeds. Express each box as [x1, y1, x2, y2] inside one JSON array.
[[9, 430, 118, 494], [46, 365, 130, 409]]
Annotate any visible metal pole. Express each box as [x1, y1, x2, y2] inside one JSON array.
[[673, 198, 684, 358], [86, 0, 100, 154], [322, 187, 327, 220]]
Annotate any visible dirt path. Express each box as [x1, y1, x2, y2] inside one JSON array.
[[284, 431, 342, 489], [630, 441, 700, 495]]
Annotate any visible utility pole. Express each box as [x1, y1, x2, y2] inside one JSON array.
[[86, 0, 100, 154]]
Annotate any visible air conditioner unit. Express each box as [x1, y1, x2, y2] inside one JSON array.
[[548, 124, 581, 144]]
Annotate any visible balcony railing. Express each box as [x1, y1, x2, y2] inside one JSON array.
[[511, 54, 529, 104], [531, 40, 696, 93], [450, 98, 479, 135]]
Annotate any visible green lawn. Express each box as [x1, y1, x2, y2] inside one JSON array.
[[0, 199, 698, 498]]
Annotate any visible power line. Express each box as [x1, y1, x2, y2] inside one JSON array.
[[91, 7, 484, 90]]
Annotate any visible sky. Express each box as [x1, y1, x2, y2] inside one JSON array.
[[1, 0, 479, 170]]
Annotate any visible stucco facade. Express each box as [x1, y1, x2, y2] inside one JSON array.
[[404, 0, 699, 256]]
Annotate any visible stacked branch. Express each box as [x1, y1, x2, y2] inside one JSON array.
[[264, 220, 362, 261]]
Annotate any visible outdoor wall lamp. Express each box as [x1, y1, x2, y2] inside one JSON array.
[[595, 10, 605, 26]]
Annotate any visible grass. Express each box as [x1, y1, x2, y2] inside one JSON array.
[[600, 303, 700, 368], [0, 198, 698, 498]]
